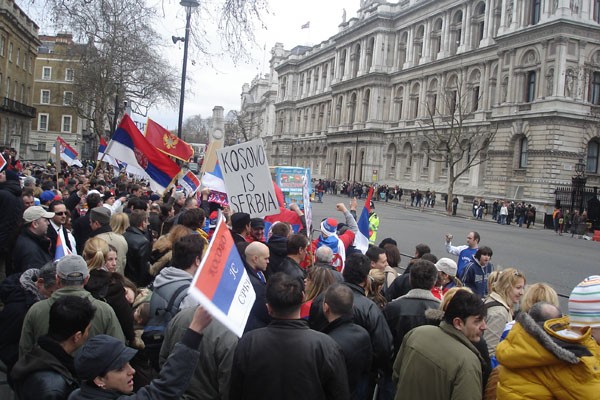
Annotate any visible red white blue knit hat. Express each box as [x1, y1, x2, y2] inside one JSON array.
[[320, 218, 338, 236], [568, 275, 600, 328]]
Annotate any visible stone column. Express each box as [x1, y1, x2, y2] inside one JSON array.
[[458, 2, 473, 53], [496, 50, 505, 104], [481, 62, 490, 110], [440, 11, 451, 59], [343, 48, 351, 81], [507, 50, 516, 102], [372, 34, 384, 72], [498, 0, 507, 35], [421, 19, 432, 64], [481, 0, 496, 46], [403, 27, 414, 69], [539, 41, 548, 97], [576, 40, 587, 101], [555, 38, 567, 96], [510, 0, 518, 30]]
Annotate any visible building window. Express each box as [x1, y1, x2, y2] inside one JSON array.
[[63, 91, 73, 106], [526, 71, 536, 102], [472, 86, 480, 111], [41, 90, 51, 104], [5, 78, 10, 98], [531, 0, 541, 25], [61, 115, 72, 133], [37, 142, 46, 151], [590, 72, 600, 105], [38, 114, 49, 131], [65, 68, 74, 81], [519, 137, 528, 168], [42, 67, 52, 80], [0, 37, 5, 57], [8, 42, 13, 62], [16, 48, 20, 66], [588, 140, 600, 174]]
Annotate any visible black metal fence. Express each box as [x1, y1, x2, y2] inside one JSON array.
[[555, 185, 600, 229]]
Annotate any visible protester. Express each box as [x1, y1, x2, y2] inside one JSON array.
[[69, 306, 212, 399], [229, 212, 251, 244], [243, 242, 271, 332], [301, 266, 336, 319], [149, 225, 193, 277], [13, 206, 54, 272], [445, 231, 480, 277], [246, 218, 265, 243], [230, 272, 350, 400], [19, 254, 125, 356], [460, 246, 494, 297], [0, 165, 24, 279], [11, 296, 95, 400], [47, 200, 77, 258], [89, 207, 128, 274], [434, 257, 462, 296], [270, 233, 307, 282], [310, 202, 358, 271], [123, 209, 152, 287]]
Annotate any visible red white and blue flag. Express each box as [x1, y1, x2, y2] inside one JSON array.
[[54, 230, 72, 261], [188, 214, 256, 337], [106, 114, 181, 193], [97, 137, 119, 168], [353, 187, 374, 254], [179, 170, 201, 195], [50, 136, 83, 167], [0, 153, 6, 172]]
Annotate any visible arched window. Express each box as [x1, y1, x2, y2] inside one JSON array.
[[349, 92, 357, 125], [335, 96, 343, 125], [451, 11, 463, 55], [411, 83, 420, 119], [519, 137, 528, 168], [395, 86, 404, 120], [431, 19, 443, 59], [363, 89, 370, 121], [339, 49, 347, 79], [366, 37, 374, 71], [473, 3, 486, 48], [587, 139, 600, 174], [398, 32, 407, 68], [352, 44, 361, 78], [414, 26, 424, 64]]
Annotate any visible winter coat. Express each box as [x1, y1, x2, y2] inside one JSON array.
[[309, 282, 393, 370], [149, 234, 173, 276], [0, 180, 23, 254], [123, 226, 152, 287], [230, 319, 350, 400], [496, 314, 600, 400], [244, 265, 271, 333], [20, 286, 125, 356], [11, 335, 78, 400], [393, 321, 484, 400], [272, 256, 305, 282], [68, 329, 204, 400], [322, 316, 372, 400], [152, 267, 197, 310], [483, 292, 513, 357], [85, 269, 136, 344], [266, 235, 288, 278], [383, 288, 441, 358], [13, 229, 52, 272], [160, 307, 238, 400], [0, 271, 40, 372]]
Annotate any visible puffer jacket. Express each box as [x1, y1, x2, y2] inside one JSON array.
[[496, 314, 600, 399]]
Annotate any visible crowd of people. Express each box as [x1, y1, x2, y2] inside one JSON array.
[[0, 157, 599, 400]]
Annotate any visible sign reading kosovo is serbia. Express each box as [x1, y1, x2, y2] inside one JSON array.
[[188, 215, 255, 337], [216, 139, 278, 218]]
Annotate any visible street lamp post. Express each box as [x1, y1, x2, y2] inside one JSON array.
[[176, 0, 199, 139], [571, 157, 587, 214]]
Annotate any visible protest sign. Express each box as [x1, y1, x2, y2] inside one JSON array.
[[216, 139, 278, 218], [302, 173, 312, 234], [188, 215, 256, 337]]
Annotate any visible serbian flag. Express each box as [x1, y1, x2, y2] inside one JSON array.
[[188, 214, 256, 337], [0, 153, 6, 172], [179, 170, 200, 195], [97, 137, 119, 168], [54, 229, 72, 261], [353, 187, 374, 254], [106, 114, 181, 193], [145, 118, 193, 161], [50, 136, 83, 167]]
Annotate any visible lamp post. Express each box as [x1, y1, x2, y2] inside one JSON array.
[[176, 0, 199, 139]]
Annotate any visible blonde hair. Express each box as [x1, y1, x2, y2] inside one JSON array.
[[83, 237, 109, 270], [366, 269, 387, 309], [440, 287, 473, 311], [487, 270, 502, 294], [110, 212, 130, 234], [520, 283, 559, 313], [492, 267, 526, 308], [305, 267, 335, 302]]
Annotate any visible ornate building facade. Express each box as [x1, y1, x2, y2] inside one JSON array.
[[0, 0, 39, 158], [268, 0, 600, 206]]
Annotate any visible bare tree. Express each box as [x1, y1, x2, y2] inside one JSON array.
[[419, 71, 497, 213], [182, 114, 210, 143], [225, 109, 260, 144]]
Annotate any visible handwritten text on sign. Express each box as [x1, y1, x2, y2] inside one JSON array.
[[216, 139, 278, 218]]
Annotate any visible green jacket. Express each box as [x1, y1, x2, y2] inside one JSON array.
[[393, 321, 483, 400], [19, 286, 125, 356]]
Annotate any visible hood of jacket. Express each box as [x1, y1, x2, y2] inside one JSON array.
[[153, 266, 193, 290], [400, 288, 441, 303], [20, 268, 44, 301], [0, 180, 23, 196], [496, 314, 592, 369], [267, 235, 288, 256]]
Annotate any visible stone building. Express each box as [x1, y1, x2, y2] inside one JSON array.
[[0, 0, 39, 158], [268, 0, 600, 207], [30, 33, 88, 162]]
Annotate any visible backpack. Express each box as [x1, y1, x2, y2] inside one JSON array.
[[141, 278, 191, 371]]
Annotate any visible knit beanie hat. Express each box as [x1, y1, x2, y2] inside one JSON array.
[[568, 275, 600, 328], [320, 218, 338, 237]]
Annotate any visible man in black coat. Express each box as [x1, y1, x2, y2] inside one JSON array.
[[266, 222, 290, 278], [123, 209, 152, 287], [0, 168, 24, 279], [71, 192, 102, 255], [13, 206, 54, 272], [230, 273, 349, 400], [322, 284, 372, 400], [243, 242, 271, 333], [270, 233, 306, 282]]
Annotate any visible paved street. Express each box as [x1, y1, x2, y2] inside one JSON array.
[[309, 195, 600, 310]]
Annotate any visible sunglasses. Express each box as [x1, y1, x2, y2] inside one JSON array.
[[54, 211, 67, 216]]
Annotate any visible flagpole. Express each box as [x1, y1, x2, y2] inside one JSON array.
[[91, 136, 113, 179]]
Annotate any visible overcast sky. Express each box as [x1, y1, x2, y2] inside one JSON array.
[[17, 0, 357, 129]]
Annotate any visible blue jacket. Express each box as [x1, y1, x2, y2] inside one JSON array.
[[460, 258, 494, 298]]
